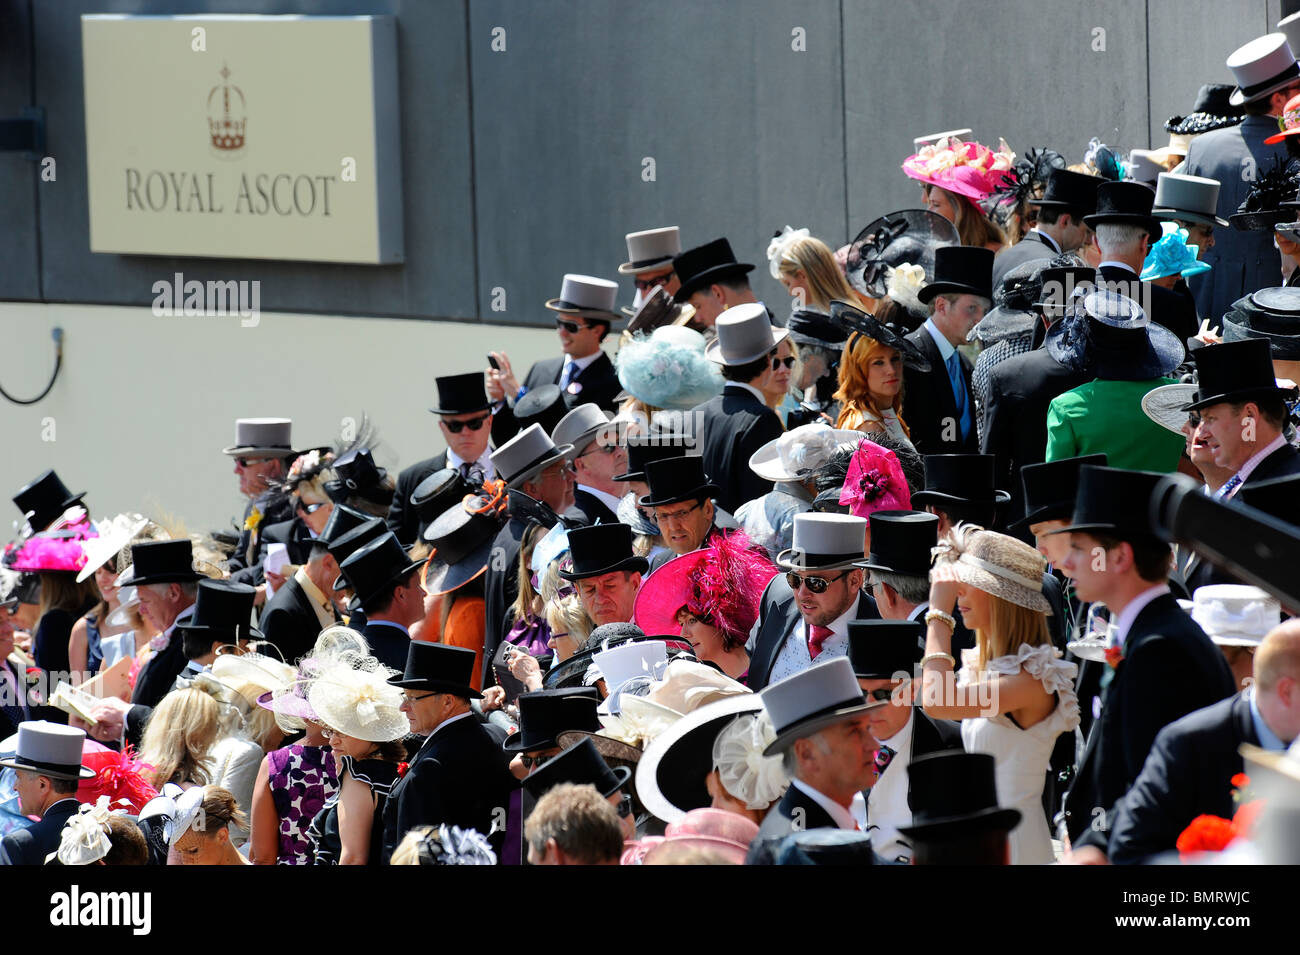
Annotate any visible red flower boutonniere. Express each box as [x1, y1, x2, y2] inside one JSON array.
[[1175, 814, 1236, 857], [1104, 645, 1124, 669], [1230, 773, 1250, 790], [397, 761, 409, 778]]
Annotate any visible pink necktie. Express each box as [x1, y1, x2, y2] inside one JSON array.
[[808, 625, 834, 659]]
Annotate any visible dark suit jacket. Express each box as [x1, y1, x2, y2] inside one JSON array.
[[991, 230, 1057, 290], [386, 451, 449, 548], [691, 384, 785, 514], [259, 575, 336, 666], [745, 784, 841, 865], [1107, 693, 1261, 864], [259, 516, 317, 567], [228, 490, 295, 585], [0, 659, 30, 744], [747, 575, 880, 692], [380, 714, 517, 863], [362, 621, 411, 674], [981, 346, 1091, 528], [903, 324, 980, 456], [0, 798, 79, 866], [571, 488, 619, 527], [1097, 265, 1196, 346], [1064, 592, 1235, 848], [130, 606, 194, 711], [491, 351, 622, 447]]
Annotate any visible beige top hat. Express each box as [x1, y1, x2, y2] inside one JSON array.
[[619, 227, 681, 274], [1226, 33, 1300, 106], [490, 423, 573, 488], [776, 511, 868, 571], [1151, 173, 1229, 228], [704, 302, 788, 366], [545, 273, 620, 320], [222, 417, 294, 457], [551, 403, 616, 458], [759, 655, 881, 755]]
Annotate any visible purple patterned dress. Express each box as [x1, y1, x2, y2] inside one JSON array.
[[267, 743, 339, 865]]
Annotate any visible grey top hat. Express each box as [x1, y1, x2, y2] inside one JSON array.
[[759, 656, 881, 755], [0, 720, 94, 780], [551, 403, 616, 458], [490, 423, 573, 489], [1152, 173, 1229, 228], [545, 274, 620, 321], [222, 417, 294, 457], [1227, 33, 1300, 106], [776, 512, 868, 571], [704, 303, 788, 366], [619, 227, 681, 274]]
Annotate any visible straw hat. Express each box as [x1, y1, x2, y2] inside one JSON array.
[[930, 523, 1050, 613]]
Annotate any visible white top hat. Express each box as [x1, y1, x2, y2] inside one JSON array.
[[1279, 13, 1300, 60], [1226, 33, 1300, 106], [704, 303, 789, 366], [222, 417, 294, 457], [1190, 584, 1280, 647], [1152, 173, 1228, 228], [749, 424, 863, 483], [0, 720, 94, 780], [546, 274, 620, 318], [620, 227, 681, 274], [913, 128, 972, 149], [551, 403, 615, 457], [759, 656, 878, 755], [776, 512, 868, 571], [490, 423, 573, 488], [593, 641, 669, 695]]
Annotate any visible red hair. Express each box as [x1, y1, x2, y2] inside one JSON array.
[[834, 332, 911, 437]]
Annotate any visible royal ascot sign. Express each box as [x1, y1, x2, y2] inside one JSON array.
[[82, 15, 404, 264]]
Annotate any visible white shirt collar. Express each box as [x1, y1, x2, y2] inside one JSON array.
[[446, 445, 495, 478], [1113, 583, 1171, 644], [578, 484, 624, 514], [1098, 260, 1137, 275], [791, 778, 858, 830], [564, 351, 603, 375], [726, 381, 769, 405], [923, 318, 956, 361], [1235, 434, 1288, 487], [1029, 228, 1062, 253], [427, 709, 473, 740], [907, 602, 929, 622]]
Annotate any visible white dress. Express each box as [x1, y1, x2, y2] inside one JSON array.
[[957, 643, 1080, 865], [858, 407, 915, 451]]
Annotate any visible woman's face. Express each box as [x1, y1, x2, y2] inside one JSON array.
[[779, 268, 808, 299], [547, 627, 579, 662], [94, 565, 118, 603], [955, 583, 992, 632], [323, 728, 377, 761], [866, 347, 903, 404], [297, 495, 334, 536], [171, 826, 229, 865], [678, 610, 726, 663], [764, 340, 795, 401], [924, 185, 957, 223]]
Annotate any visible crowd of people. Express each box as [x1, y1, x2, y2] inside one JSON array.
[[6, 25, 1300, 868]]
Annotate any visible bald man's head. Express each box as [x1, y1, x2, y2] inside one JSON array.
[[1255, 620, 1300, 694]]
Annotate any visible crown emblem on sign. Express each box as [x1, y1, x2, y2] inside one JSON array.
[[207, 64, 246, 151]]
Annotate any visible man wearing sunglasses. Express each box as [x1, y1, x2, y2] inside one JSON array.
[[486, 274, 624, 447], [222, 418, 298, 595], [388, 372, 496, 547], [618, 226, 681, 311], [551, 404, 627, 526]]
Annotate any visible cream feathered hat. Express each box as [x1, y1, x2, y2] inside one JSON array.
[[307, 653, 408, 743]]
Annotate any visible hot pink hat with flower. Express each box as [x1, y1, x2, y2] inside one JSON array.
[[9, 520, 97, 574], [838, 441, 910, 519], [902, 136, 1016, 202]]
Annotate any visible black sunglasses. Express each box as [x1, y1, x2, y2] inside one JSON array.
[[785, 570, 849, 594], [868, 687, 896, 702], [615, 793, 633, 818], [442, 413, 490, 434], [520, 753, 553, 771], [633, 273, 673, 291], [771, 355, 796, 370], [556, 317, 590, 334]]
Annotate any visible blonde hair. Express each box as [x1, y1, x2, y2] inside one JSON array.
[[833, 333, 911, 437], [971, 593, 1052, 673], [228, 679, 281, 751], [390, 826, 433, 865], [776, 235, 869, 311], [546, 594, 593, 648], [925, 185, 1006, 249], [139, 688, 222, 789]]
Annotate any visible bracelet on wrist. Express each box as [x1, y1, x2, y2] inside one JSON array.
[[920, 652, 956, 668], [924, 609, 956, 632]]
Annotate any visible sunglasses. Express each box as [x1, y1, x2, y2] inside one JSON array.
[[771, 355, 796, 370], [615, 793, 633, 818], [633, 273, 673, 291], [555, 317, 591, 334], [442, 413, 490, 434], [235, 456, 276, 468], [867, 687, 897, 702], [520, 753, 553, 771], [297, 501, 324, 515], [578, 442, 620, 459], [785, 570, 849, 594]]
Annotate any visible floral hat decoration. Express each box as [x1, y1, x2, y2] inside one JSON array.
[[1140, 221, 1212, 281], [8, 520, 98, 574], [902, 136, 1017, 203], [838, 440, 911, 519]]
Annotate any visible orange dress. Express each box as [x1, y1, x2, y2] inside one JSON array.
[[441, 596, 486, 692]]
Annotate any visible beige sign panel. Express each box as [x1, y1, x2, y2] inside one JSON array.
[[82, 15, 404, 264]]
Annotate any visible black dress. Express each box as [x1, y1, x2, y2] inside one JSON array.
[[308, 756, 401, 866]]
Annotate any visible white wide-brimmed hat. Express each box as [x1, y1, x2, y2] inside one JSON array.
[[1140, 382, 1197, 434], [75, 514, 149, 584], [619, 227, 681, 275], [749, 424, 863, 483], [592, 640, 669, 697], [307, 657, 408, 742], [759, 656, 880, 755], [1190, 584, 1280, 647], [704, 303, 788, 366], [930, 523, 1051, 613]]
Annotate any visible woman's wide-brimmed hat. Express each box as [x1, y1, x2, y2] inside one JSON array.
[[1140, 383, 1197, 434], [12, 470, 86, 534], [901, 136, 1016, 202], [545, 273, 620, 322], [703, 303, 788, 366], [930, 524, 1051, 613], [0, 720, 95, 781], [1152, 173, 1229, 228], [8, 522, 95, 574], [1140, 222, 1212, 281], [616, 492, 661, 537], [748, 423, 863, 484], [421, 489, 508, 596], [616, 325, 724, 411], [837, 440, 911, 520], [897, 751, 1021, 842], [1045, 288, 1184, 380], [1165, 83, 1244, 136], [619, 226, 681, 275], [759, 656, 880, 755], [1183, 337, 1293, 411], [911, 454, 1010, 508], [1267, 93, 1300, 145], [75, 514, 148, 584], [1190, 584, 1280, 647], [490, 423, 573, 489], [222, 417, 295, 457], [410, 470, 477, 526], [785, 307, 849, 349], [388, 640, 481, 699], [776, 512, 868, 572], [1222, 287, 1300, 360], [916, 246, 995, 304], [1227, 32, 1300, 106], [845, 209, 959, 299], [828, 300, 931, 371]]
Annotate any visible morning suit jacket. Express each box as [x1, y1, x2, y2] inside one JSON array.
[[571, 488, 619, 527], [386, 451, 449, 548], [259, 574, 337, 666], [991, 230, 1058, 290], [228, 490, 295, 585], [1096, 265, 1197, 347], [0, 798, 79, 866], [1182, 116, 1289, 321], [361, 621, 410, 674], [745, 784, 841, 865], [691, 384, 785, 514], [260, 516, 316, 567], [746, 575, 880, 692], [0, 658, 30, 741], [902, 325, 980, 456], [380, 714, 517, 863], [1063, 593, 1235, 849], [491, 351, 622, 447], [981, 346, 1091, 529], [130, 606, 194, 712], [1107, 693, 1260, 864], [866, 709, 963, 861]]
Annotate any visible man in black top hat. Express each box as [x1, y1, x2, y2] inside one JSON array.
[[672, 237, 760, 330], [503, 688, 601, 778], [903, 246, 994, 455], [640, 456, 728, 571], [382, 642, 517, 863], [335, 532, 425, 672], [1052, 466, 1235, 859], [559, 524, 648, 627], [11, 470, 86, 536], [387, 373, 496, 548], [900, 752, 1021, 865], [991, 169, 1100, 288], [128, 541, 203, 709], [174, 579, 261, 678]]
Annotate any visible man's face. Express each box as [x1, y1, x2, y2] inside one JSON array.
[[633, 267, 678, 307], [529, 459, 576, 514], [1060, 532, 1114, 604], [439, 410, 492, 463], [0, 608, 14, 659], [14, 770, 47, 817], [1181, 416, 1220, 473], [555, 314, 605, 359], [687, 288, 726, 328], [805, 714, 878, 797], [576, 571, 641, 626], [1029, 519, 1071, 569], [652, 498, 714, 554], [859, 678, 912, 743], [788, 567, 862, 628], [400, 689, 449, 736], [234, 455, 284, 499], [573, 438, 629, 494], [137, 584, 178, 632], [1182, 220, 1215, 254], [1196, 403, 1256, 471]]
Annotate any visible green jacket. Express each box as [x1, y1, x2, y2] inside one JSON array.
[[1045, 378, 1185, 472]]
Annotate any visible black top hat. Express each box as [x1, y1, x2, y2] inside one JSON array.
[[557, 523, 649, 581], [1165, 84, 1244, 135], [1237, 473, 1300, 527], [513, 385, 569, 436], [857, 510, 938, 578], [1029, 168, 1102, 214], [613, 437, 689, 483], [502, 688, 601, 753], [1011, 454, 1108, 534], [324, 448, 390, 505], [326, 517, 388, 568], [388, 640, 481, 699], [129, 540, 202, 586], [786, 308, 849, 349], [1222, 288, 1300, 360], [1048, 465, 1165, 544], [1183, 337, 1290, 411], [911, 455, 1010, 508], [845, 210, 959, 299], [916, 245, 995, 304], [175, 579, 261, 644], [847, 619, 925, 680], [316, 504, 375, 550], [421, 495, 508, 595], [521, 737, 631, 800], [671, 238, 755, 303], [411, 468, 478, 524], [334, 532, 423, 612], [1083, 181, 1163, 244], [639, 456, 720, 508], [899, 751, 1021, 841], [13, 470, 86, 532], [430, 372, 491, 416], [829, 301, 932, 371]]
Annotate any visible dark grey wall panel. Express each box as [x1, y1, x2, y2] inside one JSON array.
[[467, 0, 846, 324], [0, 0, 41, 300], [31, 0, 476, 319]]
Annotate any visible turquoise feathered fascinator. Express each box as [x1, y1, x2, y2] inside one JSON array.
[[1140, 220, 1212, 281], [615, 325, 724, 411]]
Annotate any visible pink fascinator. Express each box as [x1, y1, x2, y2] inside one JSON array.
[[9, 520, 98, 573], [902, 137, 1016, 202], [839, 441, 910, 518]]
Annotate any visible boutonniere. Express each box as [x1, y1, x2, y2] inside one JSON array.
[[566, 381, 583, 396], [1104, 645, 1124, 669], [149, 632, 170, 653], [396, 761, 409, 778], [243, 508, 263, 532], [24, 667, 44, 704]]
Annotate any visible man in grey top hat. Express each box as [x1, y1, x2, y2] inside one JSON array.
[[223, 417, 297, 593], [1181, 33, 1300, 320], [1152, 172, 1228, 258], [551, 404, 626, 527], [0, 720, 94, 866], [619, 226, 681, 311]]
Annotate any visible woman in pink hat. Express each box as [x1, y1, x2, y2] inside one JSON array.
[[902, 136, 1012, 251]]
